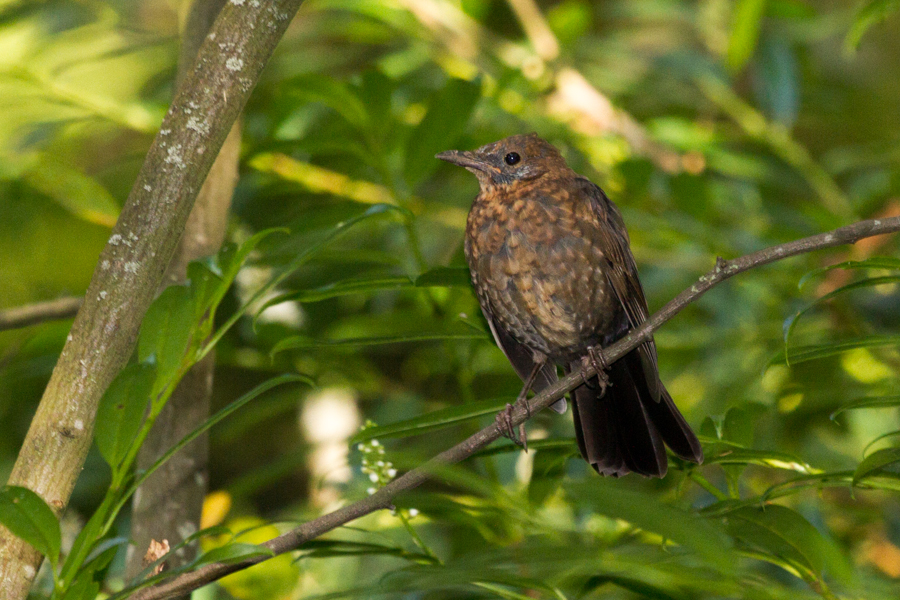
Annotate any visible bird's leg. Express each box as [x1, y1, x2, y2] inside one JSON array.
[[581, 346, 612, 397], [495, 360, 546, 451]]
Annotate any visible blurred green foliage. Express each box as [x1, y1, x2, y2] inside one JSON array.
[[1, 0, 900, 598]]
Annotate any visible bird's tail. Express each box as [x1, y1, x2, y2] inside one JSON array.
[[565, 349, 703, 477]]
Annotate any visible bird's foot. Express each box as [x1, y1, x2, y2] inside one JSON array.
[[582, 347, 612, 397], [495, 403, 528, 451]]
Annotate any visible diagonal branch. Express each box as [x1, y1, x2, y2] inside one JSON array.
[[133, 216, 900, 600]]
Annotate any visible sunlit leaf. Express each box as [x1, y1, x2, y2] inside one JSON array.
[[0, 486, 61, 570], [727, 0, 767, 71], [23, 153, 119, 227], [706, 448, 816, 473], [249, 153, 395, 205]]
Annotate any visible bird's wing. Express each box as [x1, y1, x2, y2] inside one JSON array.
[[580, 177, 662, 401]]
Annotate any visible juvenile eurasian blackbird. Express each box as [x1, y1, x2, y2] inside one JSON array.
[[437, 133, 703, 477]]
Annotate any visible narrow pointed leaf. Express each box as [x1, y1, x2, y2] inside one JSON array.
[[853, 447, 900, 485], [784, 276, 900, 346], [797, 256, 900, 288], [350, 398, 510, 443], [260, 275, 413, 310], [830, 395, 900, 420], [272, 331, 485, 354], [191, 542, 274, 568], [771, 335, 900, 365]]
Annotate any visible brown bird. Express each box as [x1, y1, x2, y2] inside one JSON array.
[[436, 133, 703, 477]]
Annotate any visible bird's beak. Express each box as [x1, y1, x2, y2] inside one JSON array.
[[435, 150, 497, 175]]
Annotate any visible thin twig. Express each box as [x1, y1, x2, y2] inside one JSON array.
[[0, 297, 82, 331], [132, 216, 900, 600]]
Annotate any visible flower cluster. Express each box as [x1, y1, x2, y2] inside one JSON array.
[[357, 421, 397, 496]]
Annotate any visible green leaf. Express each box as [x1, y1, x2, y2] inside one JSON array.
[[350, 398, 510, 443], [212, 228, 288, 307], [211, 205, 402, 353], [22, 153, 119, 228], [301, 540, 432, 561], [528, 445, 570, 507], [830, 395, 900, 421], [60, 578, 99, 600], [853, 447, 900, 484], [727, 0, 767, 71], [191, 542, 274, 568], [287, 75, 370, 130], [187, 260, 225, 323], [405, 77, 482, 186], [414, 266, 471, 287], [95, 362, 157, 469], [771, 335, 900, 365], [724, 504, 854, 584], [0, 486, 61, 570], [63, 541, 120, 600], [722, 404, 765, 447], [783, 276, 900, 348], [272, 331, 485, 354], [845, 0, 900, 52], [706, 448, 816, 474], [129, 375, 311, 494], [260, 275, 413, 310], [797, 256, 900, 288], [565, 480, 735, 570], [137, 285, 194, 390]]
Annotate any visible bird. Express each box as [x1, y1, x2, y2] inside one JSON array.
[[436, 133, 703, 477]]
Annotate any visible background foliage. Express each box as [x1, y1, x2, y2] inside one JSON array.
[[1, 0, 900, 598]]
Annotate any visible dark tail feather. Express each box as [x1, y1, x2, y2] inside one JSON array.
[[565, 349, 703, 477]]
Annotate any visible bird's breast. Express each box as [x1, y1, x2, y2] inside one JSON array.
[[465, 185, 620, 359]]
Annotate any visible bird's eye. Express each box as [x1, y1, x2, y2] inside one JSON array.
[[504, 152, 521, 166]]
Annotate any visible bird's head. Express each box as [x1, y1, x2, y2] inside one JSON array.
[[436, 133, 569, 191]]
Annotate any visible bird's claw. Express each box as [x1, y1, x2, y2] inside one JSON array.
[[581, 347, 612, 397], [495, 403, 528, 451]]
